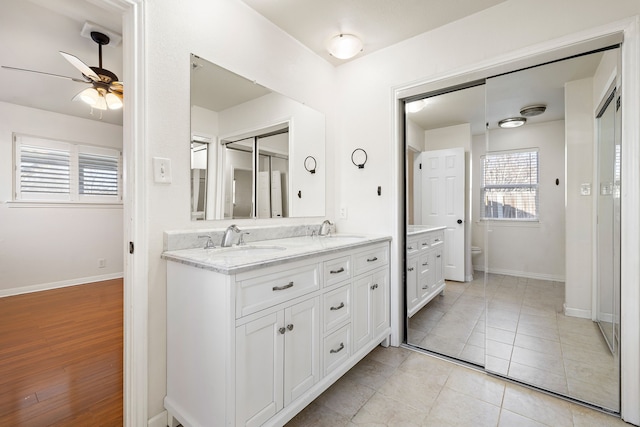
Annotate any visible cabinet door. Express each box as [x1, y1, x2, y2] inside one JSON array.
[[406, 255, 419, 316], [352, 275, 373, 352], [283, 297, 319, 406], [372, 270, 389, 338], [236, 312, 284, 427], [434, 247, 444, 286]]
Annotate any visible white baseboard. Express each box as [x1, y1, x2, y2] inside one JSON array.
[[473, 265, 564, 283], [597, 311, 614, 323], [563, 303, 592, 319], [0, 272, 124, 298], [148, 411, 170, 427]]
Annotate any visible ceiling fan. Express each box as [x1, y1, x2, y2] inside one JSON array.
[[2, 31, 123, 111]]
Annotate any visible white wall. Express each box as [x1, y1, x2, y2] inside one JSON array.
[[145, 0, 335, 419], [565, 78, 595, 316], [472, 121, 566, 280], [0, 102, 123, 295]]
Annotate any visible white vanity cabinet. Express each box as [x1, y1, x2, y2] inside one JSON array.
[[406, 228, 445, 318], [164, 239, 390, 427]]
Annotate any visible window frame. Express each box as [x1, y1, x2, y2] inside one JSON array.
[[13, 134, 122, 204], [480, 148, 539, 221]]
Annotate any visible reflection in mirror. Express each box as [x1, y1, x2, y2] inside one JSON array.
[[405, 46, 622, 413], [190, 54, 325, 220], [405, 84, 486, 367], [483, 48, 620, 411], [221, 126, 289, 219]]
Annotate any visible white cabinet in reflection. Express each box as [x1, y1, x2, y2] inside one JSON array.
[[407, 227, 446, 318]]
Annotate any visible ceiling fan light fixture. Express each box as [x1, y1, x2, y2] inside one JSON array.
[[94, 94, 108, 111], [78, 87, 100, 106], [327, 34, 363, 59], [105, 92, 123, 109], [498, 117, 527, 128]]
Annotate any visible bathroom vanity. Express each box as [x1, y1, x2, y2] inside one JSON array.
[[406, 226, 446, 318], [162, 232, 391, 427]]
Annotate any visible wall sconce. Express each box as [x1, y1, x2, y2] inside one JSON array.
[[351, 148, 367, 168], [304, 156, 317, 174]]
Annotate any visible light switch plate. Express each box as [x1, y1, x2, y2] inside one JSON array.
[[153, 157, 172, 183], [580, 183, 591, 196], [339, 206, 348, 219]]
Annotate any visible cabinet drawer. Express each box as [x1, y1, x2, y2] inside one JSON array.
[[323, 255, 351, 287], [323, 284, 350, 333], [323, 324, 350, 376], [236, 264, 320, 318], [406, 238, 419, 255], [430, 231, 444, 246], [353, 245, 389, 276], [418, 236, 431, 250]]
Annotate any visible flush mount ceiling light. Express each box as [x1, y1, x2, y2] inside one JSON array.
[[327, 34, 363, 59], [498, 117, 527, 128], [520, 104, 547, 117]]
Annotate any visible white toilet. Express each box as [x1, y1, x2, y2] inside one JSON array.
[[471, 245, 482, 257]]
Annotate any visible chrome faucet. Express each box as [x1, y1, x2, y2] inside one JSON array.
[[221, 224, 241, 247], [198, 235, 216, 249], [319, 220, 333, 236]]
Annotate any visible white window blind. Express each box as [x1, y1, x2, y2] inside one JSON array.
[[481, 149, 539, 220], [14, 134, 122, 203]]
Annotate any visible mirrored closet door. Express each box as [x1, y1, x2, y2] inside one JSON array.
[[405, 46, 621, 412]]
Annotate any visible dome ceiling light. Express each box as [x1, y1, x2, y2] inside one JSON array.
[[498, 117, 527, 128], [520, 104, 547, 117], [327, 34, 363, 59]]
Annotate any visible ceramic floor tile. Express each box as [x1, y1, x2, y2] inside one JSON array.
[[459, 343, 484, 365], [498, 409, 547, 427], [486, 326, 516, 345], [286, 400, 351, 427], [502, 383, 573, 426], [376, 369, 443, 413], [443, 366, 505, 406], [351, 392, 427, 426], [366, 345, 412, 368], [510, 346, 566, 376], [507, 361, 568, 394], [423, 387, 500, 426], [314, 376, 376, 418], [514, 333, 562, 356]]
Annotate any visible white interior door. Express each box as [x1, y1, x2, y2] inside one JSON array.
[[420, 147, 465, 282]]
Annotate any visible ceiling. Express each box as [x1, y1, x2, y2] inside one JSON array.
[[407, 51, 607, 136], [1, 0, 600, 130], [240, 0, 508, 66], [0, 0, 123, 125]]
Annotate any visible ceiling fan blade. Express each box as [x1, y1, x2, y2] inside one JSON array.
[[1, 65, 88, 83], [59, 51, 100, 81], [110, 81, 123, 93]]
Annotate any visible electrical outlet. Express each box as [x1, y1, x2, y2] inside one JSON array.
[[339, 206, 348, 219], [98, 258, 106, 268]]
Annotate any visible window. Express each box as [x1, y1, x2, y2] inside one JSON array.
[[14, 134, 122, 203], [481, 149, 538, 220]]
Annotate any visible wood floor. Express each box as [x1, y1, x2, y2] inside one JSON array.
[[0, 279, 123, 426]]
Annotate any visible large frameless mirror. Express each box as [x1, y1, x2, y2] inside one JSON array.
[[405, 46, 621, 413], [190, 54, 325, 220]]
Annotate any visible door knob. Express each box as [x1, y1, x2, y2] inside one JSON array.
[[457, 219, 463, 224]]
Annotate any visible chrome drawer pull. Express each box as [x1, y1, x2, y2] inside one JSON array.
[[330, 343, 345, 354], [436, 255, 441, 258], [330, 302, 345, 311], [370, 283, 379, 290], [407, 246, 414, 250], [435, 238, 440, 242], [272, 281, 294, 291], [330, 267, 345, 274], [422, 262, 429, 266], [367, 257, 378, 262], [422, 242, 428, 246], [408, 267, 414, 272], [422, 285, 429, 289]]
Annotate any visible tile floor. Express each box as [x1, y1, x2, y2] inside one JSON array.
[[286, 345, 628, 427], [407, 271, 619, 411]]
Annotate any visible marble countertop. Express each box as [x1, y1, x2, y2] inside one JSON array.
[[162, 234, 391, 275], [407, 225, 446, 236]]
